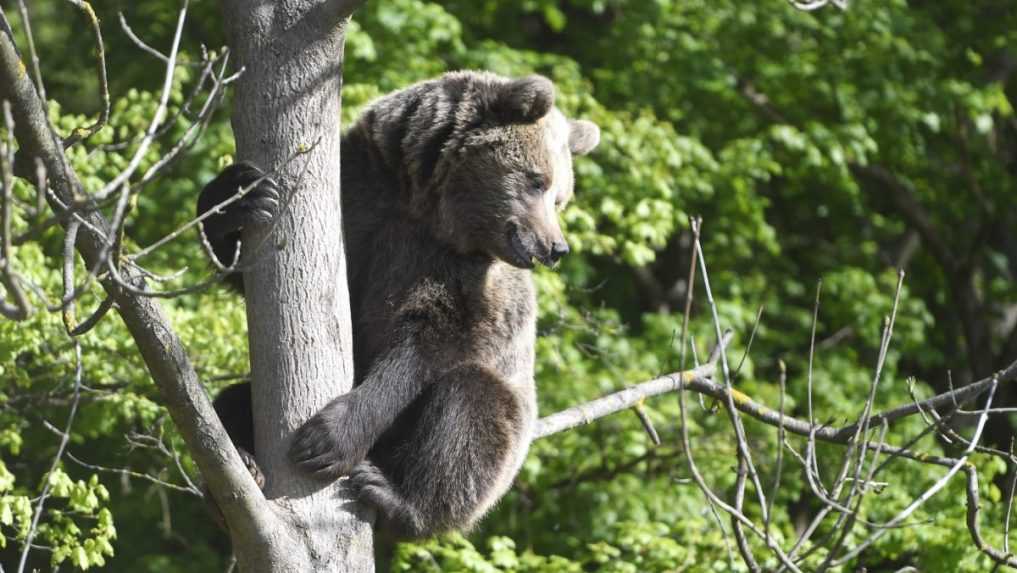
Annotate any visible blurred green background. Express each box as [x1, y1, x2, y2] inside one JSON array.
[[1, 0, 1016, 570]]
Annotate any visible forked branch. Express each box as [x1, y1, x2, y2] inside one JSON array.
[[535, 215, 1017, 571]]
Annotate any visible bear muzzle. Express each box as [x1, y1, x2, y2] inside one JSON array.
[[506, 222, 570, 269], [540, 240, 570, 266], [506, 223, 537, 269]]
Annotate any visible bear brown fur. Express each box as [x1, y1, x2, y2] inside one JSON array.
[[198, 71, 599, 538]]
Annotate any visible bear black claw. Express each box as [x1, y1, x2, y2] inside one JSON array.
[[349, 461, 389, 490], [196, 162, 281, 273], [204, 446, 265, 532], [237, 447, 266, 490], [349, 461, 426, 538], [288, 396, 371, 480]]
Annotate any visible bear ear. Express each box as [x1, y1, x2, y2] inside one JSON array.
[[568, 119, 600, 155], [490, 75, 555, 124]]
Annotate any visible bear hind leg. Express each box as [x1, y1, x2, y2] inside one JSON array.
[[355, 366, 525, 538]]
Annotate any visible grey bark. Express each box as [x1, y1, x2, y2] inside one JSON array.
[[3, 2, 371, 570], [0, 7, 270, 556], [218, 1, 372, 571]]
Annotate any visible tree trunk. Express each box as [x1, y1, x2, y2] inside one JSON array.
[[219, 1, 371, 570]]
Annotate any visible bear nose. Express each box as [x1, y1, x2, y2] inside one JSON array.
[[548, 240, 570, 264]]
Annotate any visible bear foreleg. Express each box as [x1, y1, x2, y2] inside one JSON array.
[[289, 340, 437, 479]]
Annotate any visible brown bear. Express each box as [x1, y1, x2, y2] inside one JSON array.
[[197, 71, 600, 538]]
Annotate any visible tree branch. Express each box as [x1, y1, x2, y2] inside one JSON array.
[[535, 358, 722, 440], [0, 100, 32, 320], [0, 9, 272, 544], [536, 334, 1017, 456]]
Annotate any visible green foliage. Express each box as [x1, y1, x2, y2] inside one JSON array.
[[3, 0, 1016, 571]]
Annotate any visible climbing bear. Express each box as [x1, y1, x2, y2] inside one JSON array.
[[198, 71, 599, 538]]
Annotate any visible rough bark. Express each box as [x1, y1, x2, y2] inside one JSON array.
[[218, 1, 371, 571], [0, 7, 271, 555]]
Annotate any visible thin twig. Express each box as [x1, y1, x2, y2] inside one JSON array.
[[68, 294, 114, 336], [678, 217, 700, 373], [695, 222, 770, 521], [732, 305, 764, 380], [1004, 446, 1017, 554], [807, 280, 821, 443], [677, 367, 804, 572], [632, 400, 661, 446], [765, 360, 787, 544], [832, 378, 998, 566], [733, 454, 762, 572], [17, 342, 83, 573], [14, 0, 45, 102], [64, 451, 201, 496], [92, 1, 188, 202], [118, 12, 170, 63], [0, 101, 32, 319], [61, 0, 109, 148]]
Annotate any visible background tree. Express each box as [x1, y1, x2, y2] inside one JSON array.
[[1, 0, 1016, 572]]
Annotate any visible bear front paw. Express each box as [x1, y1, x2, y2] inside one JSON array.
[[288, 396, 371, 480], [228, 162, 281, 227], [197, 162, 281, 266]]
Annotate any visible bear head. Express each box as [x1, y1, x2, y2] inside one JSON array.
[[418, 73, 600, 269]]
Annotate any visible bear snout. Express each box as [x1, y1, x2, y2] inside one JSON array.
[[534, 239, 568, 267], [548, 240, 569, 265], [506, 223, 570, 269]]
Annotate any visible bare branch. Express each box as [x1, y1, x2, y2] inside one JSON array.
[[787, 0, 849, 11], [0, 100, 32, 320], [535, 349, 726, 439], [13, 0, 45, 103], [118, 12, 171, 63], [0, 6, 271, 544], [17, 341, 82, 573], [695, 221, 770, 521], [538, 338, 1017, 463], [60, 0, 110, 148], [832, 379, 998, 565]]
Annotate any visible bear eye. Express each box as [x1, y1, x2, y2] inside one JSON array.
[[526, 172, 550, 195]]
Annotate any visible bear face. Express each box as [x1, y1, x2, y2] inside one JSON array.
[[429, 75, 600, 269]]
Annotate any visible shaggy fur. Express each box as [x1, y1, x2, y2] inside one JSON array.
[[199, 71, 599, 538]]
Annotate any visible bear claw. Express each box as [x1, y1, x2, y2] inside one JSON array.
[[288, 395, 371, 480], [237, 447, 266, 490], [198, 161, 281, 267], [219, 162, 280, 226]]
